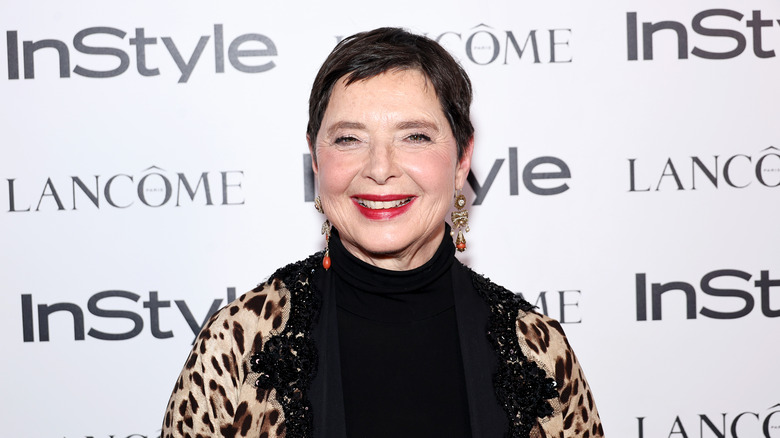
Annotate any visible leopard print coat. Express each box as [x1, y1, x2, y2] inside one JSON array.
[[162, 254, 604, 438]]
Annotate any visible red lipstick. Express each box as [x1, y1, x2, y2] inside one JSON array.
[[352, 194, 415, 220]]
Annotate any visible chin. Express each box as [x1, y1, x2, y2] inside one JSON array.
[[356, 235, 412, 256]]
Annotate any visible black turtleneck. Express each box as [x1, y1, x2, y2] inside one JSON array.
[[330, 226, 472, 438]]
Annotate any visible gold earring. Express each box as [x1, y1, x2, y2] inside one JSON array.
[[315, 196, 332, 269], [450, 190, 469, 252]]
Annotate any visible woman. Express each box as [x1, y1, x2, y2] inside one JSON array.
[[163, 27, 603, 438]]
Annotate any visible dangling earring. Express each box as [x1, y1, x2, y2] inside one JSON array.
[[314, 196, 332, 269], [450, 190, 469, 252]]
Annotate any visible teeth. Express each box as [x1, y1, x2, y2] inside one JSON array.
[[358, 197, 412, 209]]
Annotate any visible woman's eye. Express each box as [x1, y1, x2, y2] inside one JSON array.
[[334, 136, 359, 145], [407, 133, 431, 143]]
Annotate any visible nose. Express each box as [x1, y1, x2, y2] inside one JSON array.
[[362, 139, 401, 184]]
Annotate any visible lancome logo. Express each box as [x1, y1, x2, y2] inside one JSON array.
[[335, 24, 573, 65], [636, 403, 780, 437], [60, 429, 162, 438], [628, 146, 780, 192], [432, 24, 573, 65], [5, 166, 245, 212], [518, 289, 583, 324]]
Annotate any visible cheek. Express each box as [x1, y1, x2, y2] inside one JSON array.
[[316, 154, 355, 197], [407, 153, 459, 191]]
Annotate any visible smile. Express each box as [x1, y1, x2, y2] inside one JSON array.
[[352, 195, 416, 220], [355, 197, 414, 210]]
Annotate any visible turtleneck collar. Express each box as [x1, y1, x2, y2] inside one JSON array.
[[329, 223, 456, 322]]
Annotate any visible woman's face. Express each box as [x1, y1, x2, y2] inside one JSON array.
[[310, 69, 473, 271]]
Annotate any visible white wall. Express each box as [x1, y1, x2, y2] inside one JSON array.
[[2, 1, 779, 436]]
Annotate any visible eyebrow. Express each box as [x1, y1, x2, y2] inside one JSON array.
[[396, 120, 440, 132], [326, 121, 365, 137], [325, 119, 440, 136]]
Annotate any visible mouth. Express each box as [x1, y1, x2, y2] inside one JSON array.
[[354, 196, 414, 210]]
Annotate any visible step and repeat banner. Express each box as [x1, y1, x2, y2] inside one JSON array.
[[2, 1, 778, 437]]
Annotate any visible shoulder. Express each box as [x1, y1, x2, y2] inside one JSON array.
[[516, 310, 569, 360], [464, 262, 571, 392], [461, 262, 603, 436], [456, 261, 568, 358], [162, 254, 321, 438], [457, 260, 536, 314], [517, 311, 603, 436], [202, 252, 322, 357], [202, 277, 291, 359]]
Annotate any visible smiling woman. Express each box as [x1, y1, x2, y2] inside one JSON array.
[[312, 69, 470, 270], [162, 27, 603, 438]]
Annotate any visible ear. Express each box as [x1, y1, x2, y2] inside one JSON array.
[[454, 137, 474, 190], [307, 134, 319, 175]]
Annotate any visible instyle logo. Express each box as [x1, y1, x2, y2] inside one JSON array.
[[21, 288, 237, 343], [627, 9, 780, 61], [5, 24, 277, 82], [635, 269, 780, 321], [628, 146, 780, 192], [303, 149, 571, 204], [5, 166, 245, 212], [636, 403, 780, 438]]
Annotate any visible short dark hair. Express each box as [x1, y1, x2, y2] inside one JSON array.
[[307, 27, 474, 160]]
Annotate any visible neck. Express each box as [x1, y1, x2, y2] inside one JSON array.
[[337, 223, 448, 271]]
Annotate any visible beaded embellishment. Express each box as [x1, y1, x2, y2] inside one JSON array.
[[470, 270, 559, 438], [249, 254, 322, 437]]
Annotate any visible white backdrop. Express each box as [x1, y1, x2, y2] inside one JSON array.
[[2, 1, 779, 437]]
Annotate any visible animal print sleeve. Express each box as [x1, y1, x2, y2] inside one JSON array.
[[161, 285, 282, 438], [161, 305, 246, 437], [515, 311, 605, 438]]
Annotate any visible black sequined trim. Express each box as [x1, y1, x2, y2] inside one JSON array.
[[249, 253, 322, 438], [470, 270, 559, 438]]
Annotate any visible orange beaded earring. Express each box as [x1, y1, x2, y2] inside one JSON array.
[[450, 190, 469, 252], [314, 196, 332, 269]]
